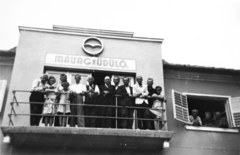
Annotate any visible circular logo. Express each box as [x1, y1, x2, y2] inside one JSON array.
[[82, 37, 104, 56]]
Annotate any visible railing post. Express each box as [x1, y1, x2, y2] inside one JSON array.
[[115, 96, 118, 129]]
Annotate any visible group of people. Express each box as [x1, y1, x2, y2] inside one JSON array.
[[29, 74, 166, 130], [189, 109, 229, 128]]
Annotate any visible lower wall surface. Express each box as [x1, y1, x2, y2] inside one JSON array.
[[163, 70, 240, 155]]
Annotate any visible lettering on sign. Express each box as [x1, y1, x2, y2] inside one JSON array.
[[45, 53, 136, 72]]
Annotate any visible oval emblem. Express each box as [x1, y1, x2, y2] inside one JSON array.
[[82, 37, 104, 56]]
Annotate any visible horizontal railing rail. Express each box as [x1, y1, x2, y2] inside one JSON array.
[[9, 90, 167, 130]]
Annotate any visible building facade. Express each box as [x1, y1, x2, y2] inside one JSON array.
[[0, 25, 240, 155]]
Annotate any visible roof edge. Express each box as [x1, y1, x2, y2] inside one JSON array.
[[19, 26, 164, 43]]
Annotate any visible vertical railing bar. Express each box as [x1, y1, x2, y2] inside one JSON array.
[[11, 107, 16, 116], [135, 109, 138, 129], [12, 91, 19, 106], [115, 96, 118, 129], [63, 103, 66, 127]]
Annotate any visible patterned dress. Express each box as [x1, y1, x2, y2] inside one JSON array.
[[42, 84, 57, 115], [57, 89, 71, 114]]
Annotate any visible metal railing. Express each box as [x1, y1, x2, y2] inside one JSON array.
[[9, 90, 167, 130]]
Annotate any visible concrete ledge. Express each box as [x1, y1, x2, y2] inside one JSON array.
[[1, 126, 174, 150], [185, 126, 239, 133]]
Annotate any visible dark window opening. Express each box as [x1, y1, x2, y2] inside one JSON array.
[[187, 95, 229, 127]]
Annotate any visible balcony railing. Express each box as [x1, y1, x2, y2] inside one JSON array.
[[8, 90, 167, 130]]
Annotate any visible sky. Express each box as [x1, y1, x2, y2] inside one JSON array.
[[1, 0, 240, 69]]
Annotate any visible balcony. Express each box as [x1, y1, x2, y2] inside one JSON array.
[[1, 90, 174, 152]]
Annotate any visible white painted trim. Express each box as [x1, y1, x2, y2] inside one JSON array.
[[172, 89, 190, 124], [183, 93, 235, 127], [185, 126, 239, 133], [19, 26, 164, 43], [183, 92, 231, 99]]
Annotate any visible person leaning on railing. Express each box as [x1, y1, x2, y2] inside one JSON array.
[[99, 76, 115, 128], [29, 74, 49, 126], [57, 82, 71, 127], [116, 77, 134, 129], [149, 86, 166, 130], [133, 76, 152, 130], [147, 78, 156, 130], [69, 74, 86, 127], [84, 76, 100, 128], [42, 76, 58, 127]]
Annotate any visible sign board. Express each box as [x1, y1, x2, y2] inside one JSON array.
[[45, 53, 136, 72], [0, 80, 7, 112]]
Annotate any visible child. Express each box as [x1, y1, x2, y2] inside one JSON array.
[[42, 76, 57, 127], [57, 82, 71, 127], [149, 86, 167, 130]]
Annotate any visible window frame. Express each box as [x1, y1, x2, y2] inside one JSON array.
[[172, 90, 239, 133], [45, 70, 91, 85]]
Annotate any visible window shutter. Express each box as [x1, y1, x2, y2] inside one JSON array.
[[230, 97, 240, 127], [172, 90, 189, 124]]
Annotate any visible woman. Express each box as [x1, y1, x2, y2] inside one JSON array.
[[42, 76, 58, 127]]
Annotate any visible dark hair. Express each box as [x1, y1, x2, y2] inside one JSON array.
[[60, 74, 67, 77], [75, 74, 81, 78], [192, 109, 198, 113], [123, 77, 129, 81], [155, 86, 162, 91], [48, 76, 56, 84], [147, 78, 153, 81], [61, 82, 70, 87], [114, 76, 120, 80]]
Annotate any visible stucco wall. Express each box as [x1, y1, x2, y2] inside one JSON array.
[[2, 29, 164, 126], [163, 69, 240, 155]]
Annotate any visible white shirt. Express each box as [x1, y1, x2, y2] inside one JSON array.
[[125, 86, 131, 94], [70, 83, 86, 93], [133, 83, 149, 104], [115, 85, 120, 90], [31, 79, 48, 91]]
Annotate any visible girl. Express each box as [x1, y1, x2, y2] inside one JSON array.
[[42, 76, 57, 127], [57, 82, 71, 127]]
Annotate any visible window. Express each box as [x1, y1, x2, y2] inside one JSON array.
[[111, 75, 135, 86], [172, 90, 240, 132], [46, 70, 91, 85]]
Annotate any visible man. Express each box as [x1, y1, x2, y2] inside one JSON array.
[[117, 77, 134, 129], [70, 74, 86, 127], [99, 76, 115, 128], [113, 76, 120, 91], [84, 76, 100, 127], [147, 78, 155, 107], [147, 78, 156, 130], [189, 109, 202, 126], [133, 76, 152, 129], [29, 74, 48, 126]]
